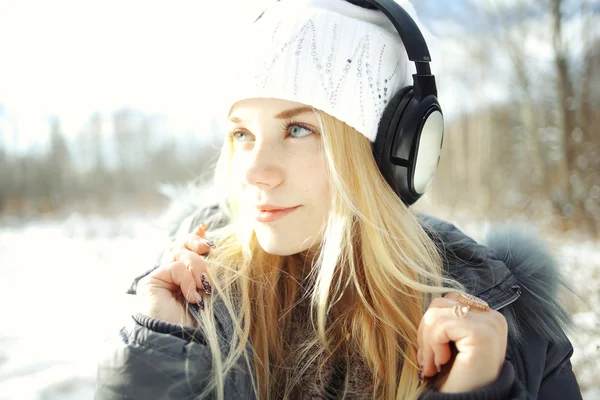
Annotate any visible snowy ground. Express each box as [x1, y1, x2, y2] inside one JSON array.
[[0, 213, 168, 400], [0, 214, 598, 399]]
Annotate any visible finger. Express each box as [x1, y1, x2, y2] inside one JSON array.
[[183, 235, 214, 255], [168, 239, 184, 251], [173, 249, 212, 294], [418, 297, 455, 367], [417, 317, 424, 368], [423, 311, 466, 378], [178, 261, 205, 305], [149, 261, 203, 304], [167, 240, 186, 260], [426, 314, 472, 381], [192, 223, 209, 237], [429, 312, 486, 359], [425, 317, 456, 379], [161, 248, 176, 264], [428, 321, 454, 374], [420, 301, 470, 378], [420, 307, 443, 378], [421, 305, 507, 379]]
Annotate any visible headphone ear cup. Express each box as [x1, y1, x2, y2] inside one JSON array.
[[408, 99, 443, 198], [373, 85, 413, 179], [374, 87, 443, 205], [391, 94, 443, 205]]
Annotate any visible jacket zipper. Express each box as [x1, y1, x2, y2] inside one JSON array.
[[493, 285, 522, 311]]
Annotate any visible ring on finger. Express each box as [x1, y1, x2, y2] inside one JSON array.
[[456, 293, 490, 312], [453, 304, 470, 318]]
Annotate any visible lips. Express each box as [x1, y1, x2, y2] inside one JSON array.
[[256, 204, 293, 212], [254, 204, 300, 223]]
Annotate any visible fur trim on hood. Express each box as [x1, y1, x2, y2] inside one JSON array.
[[483, 226, 573, 344]]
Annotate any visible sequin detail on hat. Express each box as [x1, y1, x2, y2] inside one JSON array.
[[226, 0, 436, 142]]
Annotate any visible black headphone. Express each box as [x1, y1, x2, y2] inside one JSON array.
[[257, 0, 444, 206], [362, 0, 444, 206]]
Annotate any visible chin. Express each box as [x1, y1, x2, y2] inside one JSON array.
[[254, 227, 315, 256], [256, 237, 301, 256]]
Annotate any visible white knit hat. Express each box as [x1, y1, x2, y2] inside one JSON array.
[[223, 0, 439, 142]]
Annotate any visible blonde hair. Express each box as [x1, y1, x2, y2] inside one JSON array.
[[190, 109, 461, 399]]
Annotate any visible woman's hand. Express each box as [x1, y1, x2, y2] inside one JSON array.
[[136, 224, 215, 327], [417, 293, 508, 393]]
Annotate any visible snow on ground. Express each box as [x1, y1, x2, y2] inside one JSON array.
[[0, 214, 598, 399], [0, 213, 168, 400]]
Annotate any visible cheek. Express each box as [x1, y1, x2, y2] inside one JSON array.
[[306, 156, 329, 195], [300, 155, 330, 224], [230, 154, 249, 184], [227, 156, 250, 205]]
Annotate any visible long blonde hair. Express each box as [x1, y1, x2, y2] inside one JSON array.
[[190, 109, 460, 399]]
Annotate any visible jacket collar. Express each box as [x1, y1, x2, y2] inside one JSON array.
[[419, 215, 522, 311]]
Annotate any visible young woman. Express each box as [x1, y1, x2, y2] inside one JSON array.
[[96, 1, 581, 399]]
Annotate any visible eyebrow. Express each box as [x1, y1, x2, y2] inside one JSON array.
[[228, 106, 314, 123]]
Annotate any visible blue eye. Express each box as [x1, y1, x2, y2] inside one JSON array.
[[230, 123, 314, 142], [288, 124, 314, 138], [232, 131, 254, 142]]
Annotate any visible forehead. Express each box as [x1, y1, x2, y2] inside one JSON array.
[[228, 98, 317, 122]]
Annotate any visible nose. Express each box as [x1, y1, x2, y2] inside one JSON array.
[[243, 139, 284, 189]]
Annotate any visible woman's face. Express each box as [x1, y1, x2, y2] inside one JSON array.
[[228, 98, 330, 256]]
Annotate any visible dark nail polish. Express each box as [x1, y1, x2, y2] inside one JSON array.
[[197, 295, 205, 310], [418, 372, 424, 386], [205, 240, 216, 248], [201, 273, 212, 294]]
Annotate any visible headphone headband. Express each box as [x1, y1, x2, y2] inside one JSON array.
[[366, 0, 443, 205], [364, 0, 437, 99], [364, 0, 431, 63]]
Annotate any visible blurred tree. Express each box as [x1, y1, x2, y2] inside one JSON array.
[[46, 117, 71, 205], [84, 112, 111, 208], [546, 0, 599, 233], [0, 145, 8, 213], [89, 112, 106, 172], [426, 0, 600, 236]]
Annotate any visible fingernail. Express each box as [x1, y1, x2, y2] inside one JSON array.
[[197, 295, 205, 310], [201, 273, 212, 294], [418, 371, 424, 385], [205, 239, 216, 248], [194, 291, 203, 303]]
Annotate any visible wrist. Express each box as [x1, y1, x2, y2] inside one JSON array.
[[439, 357, 504, 393], [439, 372, 499, 394], [422, 362, 515, 400], [133, 313, 206, 344]]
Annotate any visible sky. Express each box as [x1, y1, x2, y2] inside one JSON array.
[[0, 0, 597, 153], [0, 0, 272, 151]]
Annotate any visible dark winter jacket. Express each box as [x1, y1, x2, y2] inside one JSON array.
[[95, 204, 582, 399]]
